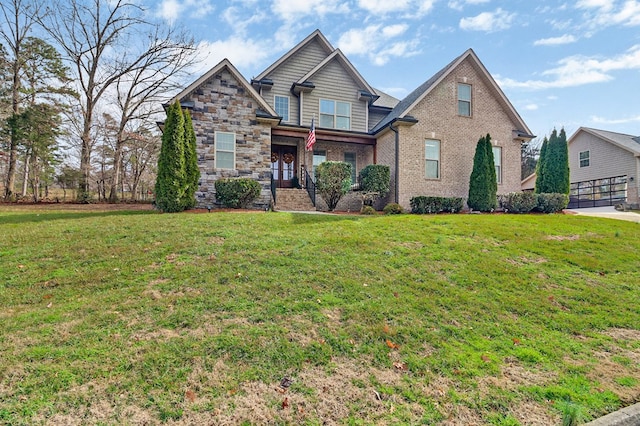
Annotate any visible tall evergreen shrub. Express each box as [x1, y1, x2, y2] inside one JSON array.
[[534, 136, 549, 193], [182, 109, 199, 209], [468, 134, 497, 211], [155, 100, 186, 212], [536, 128, 570, 194]]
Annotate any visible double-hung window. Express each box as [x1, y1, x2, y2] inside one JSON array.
[[492, 146, 502, 184], [425, 139, 440, 179], [458, 83, 471, 116], [215, 131, 235, 170], [344, 152, 357, 184], [579, 150, 590, 167], [312, 150, 326, 180], [319, 99, 351, 130], [274, 95, 289, 122]]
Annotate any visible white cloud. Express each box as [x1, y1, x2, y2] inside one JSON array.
[[271, 0, 350, 21], [459, 8, 516, 32], [497, 44, 640, 90], [576, 0, 640, 32], [193, 37, 271, 75], [524, 104, 539, 111], [356, 0, 435, 17], [448, 0, 490, 11], [157, 0, 214, 23], [591, 114, 640, 124], [337, 24, 419, 66], [533, 35, 578, 46]]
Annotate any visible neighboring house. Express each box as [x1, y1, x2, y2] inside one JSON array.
[[567, 127, 640, 208], [167, 29, 534, 211]]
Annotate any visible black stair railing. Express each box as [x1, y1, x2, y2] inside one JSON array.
[[304, 166, 316, 207]]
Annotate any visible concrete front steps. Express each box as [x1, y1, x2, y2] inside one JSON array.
[[274, 188, 316, 211]]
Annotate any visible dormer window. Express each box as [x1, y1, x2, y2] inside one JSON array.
[[320, 99, 351, 130], [458, 83, 471, 116]]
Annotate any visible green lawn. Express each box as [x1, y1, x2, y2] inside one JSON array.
[[1, 207, 639, 425]]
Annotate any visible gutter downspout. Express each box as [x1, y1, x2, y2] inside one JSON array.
[[389, 121, 399, 204]]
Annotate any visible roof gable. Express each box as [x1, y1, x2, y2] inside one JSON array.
[[569, 127, 640, 156], [372, 49, 532, 135], [255, 29, 334, 81], [294, 49, 376, 95], [168, 59, 278, 118]]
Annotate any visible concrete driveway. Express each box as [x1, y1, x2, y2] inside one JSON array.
[[566, 206, 640, 223]]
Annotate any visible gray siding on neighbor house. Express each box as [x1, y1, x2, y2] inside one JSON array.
[[301, 60, 368, 132], [262, 40, 330, 126], [569, 131, 639, 204]]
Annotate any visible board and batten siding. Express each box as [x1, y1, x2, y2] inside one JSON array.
[[301, 60, 367, 132], [262, 40, 330, 126]]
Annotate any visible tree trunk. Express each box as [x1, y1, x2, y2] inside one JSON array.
[[108, 142, 123, 202], [21, 152, 30, 197]]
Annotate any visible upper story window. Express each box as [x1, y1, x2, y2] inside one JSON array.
[[215, 131, 235, 170], [425, 139, 440, 179], [579, 150, 590, 167], [274, 95, 289, 122], [458, 83, 471, 116], [319, 99, 351, 130], [492, 146, 502, 184]]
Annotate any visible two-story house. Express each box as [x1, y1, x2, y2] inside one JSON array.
[[168, 30, 534, 211]]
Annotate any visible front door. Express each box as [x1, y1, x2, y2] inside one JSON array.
[[271, 145, 297, 188]]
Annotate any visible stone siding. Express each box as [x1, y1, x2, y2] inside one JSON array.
[[185, 68, 273, 209]]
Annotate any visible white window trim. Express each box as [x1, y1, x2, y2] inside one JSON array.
[[492, 146, 502, 184], [457, 83, 472, 117], [425, 139, 440, 180], [319, 99, 351, 130], [274, 95, 290, 122], [214, 131, 236, 170], [579, 150, 590, 168]]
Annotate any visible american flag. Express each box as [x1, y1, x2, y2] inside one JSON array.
[[305, 118, 316, 151]]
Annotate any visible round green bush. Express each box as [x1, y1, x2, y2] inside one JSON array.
[[214, 178, 261, 209], [361, 205, 376, 215], [383, 203, 403, 214]]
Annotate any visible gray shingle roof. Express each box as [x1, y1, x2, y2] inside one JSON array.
[[371, 50, 466, 133], [580, 127, 640, 155]]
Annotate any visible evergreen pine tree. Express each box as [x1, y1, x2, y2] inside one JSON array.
[[181, 108, 199, 209], [468, 134, 497, 211], [155, 100, 186, 212], [556, 127, 570, 194], [539, 129, 558, 193], [534, 136, 548, 194]]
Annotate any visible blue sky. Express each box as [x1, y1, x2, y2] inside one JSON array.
[[148, 0, 640, 141]]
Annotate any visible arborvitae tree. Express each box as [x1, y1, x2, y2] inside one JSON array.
[[539, 129, 558, 193], [181, 109, 199, 209], [468, 134, 497, 211], [155, 100, 186, 212], [555, 127, 570, 194], [534, 136, 548, 194]]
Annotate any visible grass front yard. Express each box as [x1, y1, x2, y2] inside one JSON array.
[[1, 206, 639, 425]]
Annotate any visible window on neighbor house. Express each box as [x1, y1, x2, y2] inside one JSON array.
[[458, 83, 471, 116], [425, 139, 440, 179], [319, 99, 351, 130], [215, 131, 235, 170], [579, 150, 590, 167], [344, 152, 357, 184], [274, 95, 289, 122], [312, 150, 326, 180], [492, 146, 502, 184]]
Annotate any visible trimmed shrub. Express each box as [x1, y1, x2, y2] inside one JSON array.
[[155, 100, 186, 213], [361, 205, 376, 215], [500, 192, 537, 213], [383, 203, 403, 215], [214, 178, 261, 209], [536, 193, 569, 213], [410, 196, 464, 214], [360, 164, 390, 196], [468, 134, 497, 212], [182, 109, 199, 210], [315, 161, 352, 211]]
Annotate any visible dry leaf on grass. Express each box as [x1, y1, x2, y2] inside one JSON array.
[[185, 389, 196, 403], [386, 339, 400, 349]]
